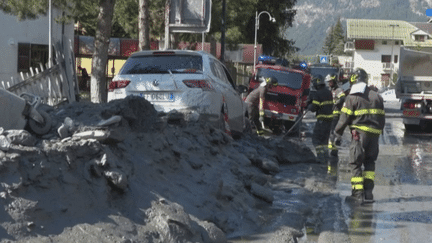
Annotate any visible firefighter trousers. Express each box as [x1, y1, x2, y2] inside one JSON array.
[[312, 119, 332, 164], [247, 103, 263, 134], [349, 130, 379, 200]]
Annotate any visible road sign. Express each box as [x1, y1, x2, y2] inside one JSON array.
[[320, 55, 328, 64], [427, 9, 432, 16], [299, 62, 307, 69], [169, 0, 212, 33]]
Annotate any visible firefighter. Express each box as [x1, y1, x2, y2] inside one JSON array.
[[307, 75, 334, 164], [333, 68, 385, 204], [326, 74, 346, 174], [245, 76, 278, 136]]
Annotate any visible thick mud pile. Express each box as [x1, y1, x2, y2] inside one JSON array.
[[0, 96, 325, 243]]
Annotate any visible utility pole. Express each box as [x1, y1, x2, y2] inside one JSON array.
[[220, 0, 226, 63], [389, 24, 399, 87]]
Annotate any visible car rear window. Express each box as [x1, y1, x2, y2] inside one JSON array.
[[120, 54, 203, 74], [257, 68, 303, 89]]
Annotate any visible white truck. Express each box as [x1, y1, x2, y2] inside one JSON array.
[[395, 47, 432, 130]]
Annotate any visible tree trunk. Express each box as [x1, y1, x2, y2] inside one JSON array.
[[139, 0, 150, 50], [91, 0, 116, 103]]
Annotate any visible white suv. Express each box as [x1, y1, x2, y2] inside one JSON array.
[[107, 50, 248, 135]]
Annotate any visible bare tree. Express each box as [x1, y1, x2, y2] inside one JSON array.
[[139, 0, 150, 50], [91, 0, 116, 103]]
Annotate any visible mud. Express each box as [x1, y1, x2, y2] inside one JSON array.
[[0, 96, 338, 243]]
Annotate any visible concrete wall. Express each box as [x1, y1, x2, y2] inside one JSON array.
[[0, 9, 74, 83]]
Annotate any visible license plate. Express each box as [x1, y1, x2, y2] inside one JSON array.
[[138, 92, 175, 102]]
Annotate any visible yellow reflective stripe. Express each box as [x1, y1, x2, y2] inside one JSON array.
[[363, 171, 375, 180], [312, 100, 333, 106], [259, 111, 264, 116], [352, 184, 364, 190], [328, 165, 332, 171], [317, 114, 334, 119], [333, 110, 341, 115], [259, 98, 263, 110], [321, 100, 334, 106], [351, 177, 364, 183], [354, 109, 385, 116], [338, 93, 346, 98], [341, 107, 354, 115], [351, 125, 382, 134]]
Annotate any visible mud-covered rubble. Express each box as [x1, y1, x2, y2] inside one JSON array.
[[0, 96, 334, 243]]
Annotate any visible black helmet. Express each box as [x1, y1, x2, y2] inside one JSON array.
[[312, 75, 325, 88], [265, 76, 278, 86], [350, 68, 368, 84]]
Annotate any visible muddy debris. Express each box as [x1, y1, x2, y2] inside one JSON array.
[[0, 96, 335, 243]]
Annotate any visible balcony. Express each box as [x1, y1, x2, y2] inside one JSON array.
[[344, 42, 355, 52], [382, 62, 393, 71]]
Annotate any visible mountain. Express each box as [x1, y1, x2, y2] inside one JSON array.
[[285, 0, 432, 56]]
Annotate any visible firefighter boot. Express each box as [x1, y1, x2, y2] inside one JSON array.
[[363, 179, 374, 203], [363, 171, 375, 203], [345, 189, 364, 205]]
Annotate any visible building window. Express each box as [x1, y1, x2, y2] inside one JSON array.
[[394, 55, 398, 63], [381, 55, 391, 63], [395, 40, 399, 45], [415, 35, 425, 42], [382, 40, 387, 45], [17, 43, 50, 73]]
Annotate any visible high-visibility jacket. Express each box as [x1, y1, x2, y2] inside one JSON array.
[[335, 83, 385, 135], [308, 86, 333, 121], [331, 86, 346, 116]]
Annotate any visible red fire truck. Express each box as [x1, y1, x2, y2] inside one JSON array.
[[247, 56, 311, 134]]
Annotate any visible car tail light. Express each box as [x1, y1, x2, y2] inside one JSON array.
[[108, 80, 131, 92], [183, 80, 214, 91], [403, 102, 421, 109]]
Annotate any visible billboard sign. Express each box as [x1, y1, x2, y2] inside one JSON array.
[[169, 0, 212, 33]]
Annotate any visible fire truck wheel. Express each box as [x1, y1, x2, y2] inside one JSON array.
[[28, 109, 52, 135]]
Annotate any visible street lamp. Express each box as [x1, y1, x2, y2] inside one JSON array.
[[389, 24, 399, 87], [253, 11, 276, 71]]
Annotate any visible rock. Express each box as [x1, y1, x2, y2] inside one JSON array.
[[250, 182, 274, 203], [104, 170, 128, 191], [194, 218, 227, 243], [5, 130, 36, 146], [0, 135, 11, 151], [57, 124, 69, 139], [261, 158, 280, 174]]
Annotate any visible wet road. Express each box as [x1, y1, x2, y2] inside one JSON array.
[[329, 101, 432, 243]]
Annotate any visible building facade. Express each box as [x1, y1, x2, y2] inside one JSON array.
[[0, 9, 74, 83], [344, 19, 432, 90]]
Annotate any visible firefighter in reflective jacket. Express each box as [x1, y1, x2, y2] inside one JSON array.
[[334, 68, 385, 204], [245, 76, 278, 135], [307, 75, 334, 164], [326, 74, 346, 174]]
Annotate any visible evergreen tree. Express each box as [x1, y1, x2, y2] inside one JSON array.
[[322, 25, 335, 55], [332, 17, 345, 55]]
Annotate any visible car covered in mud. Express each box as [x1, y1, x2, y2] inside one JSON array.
[[107, 50, 248, 135], [247, 57, 311, 134]]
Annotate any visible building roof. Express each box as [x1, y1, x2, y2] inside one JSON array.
[[346, 19, 432, 47]]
